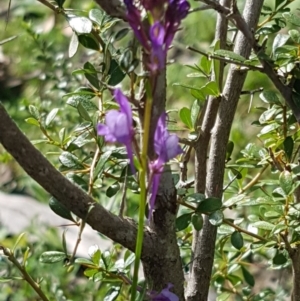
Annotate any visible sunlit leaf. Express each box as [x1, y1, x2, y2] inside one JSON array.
[[39, 251, 66, 263]]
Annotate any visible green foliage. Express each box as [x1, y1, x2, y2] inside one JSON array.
[[2, 0, 300, 300]]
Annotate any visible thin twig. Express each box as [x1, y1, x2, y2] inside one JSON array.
[[176, 200, 267, 242], [239, 164, 269, 194], [187, 46, 264, 72], [0, 247, 50, 301]]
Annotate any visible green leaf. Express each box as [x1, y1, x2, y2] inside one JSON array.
[[187, 72, 205, 78], [31, 139, 48, 145], [28, 105, 40, 119], [179, 107, 193, 129], [39, 251, 66, 264], [25, 117, 39, 126], [283, 12, 300, 27], [83, 62, 100, 89], [191, 213, 203, 231], [62, 230, 68, 255], [77, 102, 92, 121], [208, 210, 224, 226], [59, 151, 83, 168], [93, 150, 112, 180], [273, 251, 287, 265], [241, 266, 255, 287], [106, 182, 120, 197], [283, 136, 294, 161], [84, 268, 99, 277], [259, 91, 281, 105], [69, 32, 79, 57], [201, 81, 220, 97], [68, 16, 93, 34], [191, 88, 206, 101], [226, 140, 234, 161], [124, 252, 135, 268], [214, 49, 246, 62], [12, 232, 26, 253], [113, 28, 130, 42], [196, 197, 222, 213], [272, 33, 290, 53], [190, 100, 201, 126], [89, 9, 104, 27], [59, 128, 66, 143], [200, 55, 211, 75], [75, 258, 96, 267], [0, 277, 13, 283], [45, 108, 59, 128], [289, 29, 300, 44], [176, 213, 192, 231], [275, 0, 285, 9], [78, 34, 99, 51], [107, 59, 126, 86], [217, 292, 231, 301], [23, 247, 30, 264], [66, 90, 97, 111], [251, 221, 274, 231], [89, 247, 101, 265], [231, 231, 244, 250], [279, 170, 293, 196], [104, 286, 121, 301], [49, 197, 75, 222], [119, 49, 133, 71]]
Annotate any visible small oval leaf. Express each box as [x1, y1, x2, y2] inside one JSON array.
[[106, 182, 120, 197], [45, 108, 59, 128], [241, 266, 255, 287], [196, 197, 222, 213], [179, 107, 193, 129], [191, 213, 203, 231], [279, 170, 293, 196], [209, 210, 224, 226], [39, 251, 66, 264], [68, 17, 93, 34], [69, 32, 79, 58], [176, 213, 192, 231], [49, 197, 75, 222], [231, 231, 244, 250]]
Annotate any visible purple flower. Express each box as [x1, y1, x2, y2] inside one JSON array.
[[123, 0, 190, 73], [149, 113, 182, 217], [124, 0, 150, 51], [165, 0, 190, 48], [149, 22, 166, 71], [150, 283, 179, 301], [97, 89, 135, 173]]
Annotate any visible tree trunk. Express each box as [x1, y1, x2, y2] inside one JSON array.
[[186, 1, 264, 300]]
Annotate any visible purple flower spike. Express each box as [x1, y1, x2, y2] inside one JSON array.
[[124, 0, 150, 51], [154, 113, 183, 164], [149, 113, 182, 217], [150, 283, 179, 301], [149, 22, 166, 71], [97, 89, 135, 173], [165, 0, 190, 48]]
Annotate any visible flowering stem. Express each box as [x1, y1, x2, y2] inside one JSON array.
[[131, 83, 152, 301]]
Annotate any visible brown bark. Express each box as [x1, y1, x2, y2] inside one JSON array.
[[140, 67, 185, 299], [290, 246, 300, 301], [187, 1, 229, 298], [186, 1, 264, 300]]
